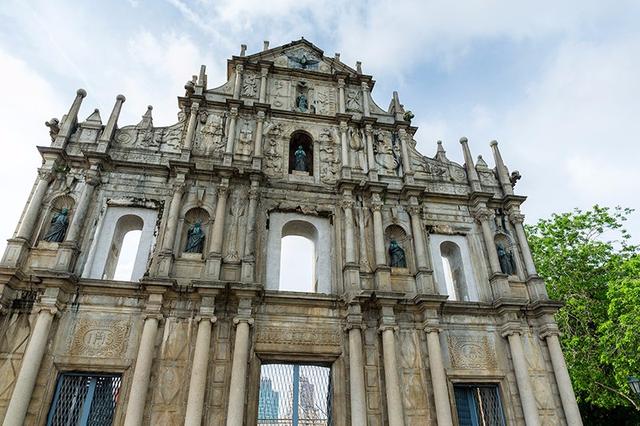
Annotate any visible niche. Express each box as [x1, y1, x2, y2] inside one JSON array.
[[39, 195, 75, 244], [288, 131, 314, 176], [181, 207, 211, 256], [384, 224, 411, 271]]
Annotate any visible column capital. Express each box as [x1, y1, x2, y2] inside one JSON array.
[[340, 197, 355, 210], [84, 172, 101, 187], [422, 319, 442, 334], [217, 183, 229, 197], [248, 187, 260, 200], [142, 312, 164, 322], [339, 121, 349, 132], [33, 304, 59, 317], [37, 168, 54, 182], [173, 181, 187, 193], [235, 63, 244, 73], [509, 212, 526, 224], [233, 316, 254, 326], [345, 321, 365, 331], [360, 81, 369, 91], [472, 206, 493, 223], [195, 314, 217, 324], [407, 204, 421, 216], [337, 78, 345, 88], [256, 110, 266, 121], [538, 323, 561, 339], [500, 322, 522, 338], [378, 324, 398, 334], [260, 66, 269, 77]]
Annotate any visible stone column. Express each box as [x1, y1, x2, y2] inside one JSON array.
[[338, 78, 346, 113], [397, 128, 413, 178], [424, 325, 453, 426], [379, 304, 405, 426], [162, 180, 186, 253], [123, 312, 161, 426], [259, 66, 268, 103], [210, 182, 229, 256], [340, 121, 350, 172], [253, 111, 265, 158], [16, 169, 52, 241], [370, 194, 386, 267], [226, 297, 254, 426], [241, 181, 259, 282], [341, 195, 356, 264], [225, 107, 239, 155], [183, 102, 200, 152], [407, 202, 427, 269], [540, 325, 582, 425], [502, 325, 540, 426], [346, 306, 366, 426], [473, 207, 502, 275], [509, 210, 538, 277], [364, 124, 376, 179], [232, 64, 244, 100], [184, 296, 217, 426], [2, 304, 57, 426], [361, 82, 370, 117]]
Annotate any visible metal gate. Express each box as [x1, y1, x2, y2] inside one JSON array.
[[46, 372, 122, 426], [454, 384, 506, 426], [258, 363, 332, 425]]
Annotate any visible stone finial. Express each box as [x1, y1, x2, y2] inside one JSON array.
[[435, 140, 449, 163], [240, 44, 247, 56], [263, 40, 269, 51], [84, 108, 102, 125], [476, 154, 489, 169], [198, 65, 207, 87], [137, 105, 153, 128], [334, 52, 340, 61]]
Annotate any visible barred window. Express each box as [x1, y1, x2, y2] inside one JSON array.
[[47, 372, 122, 426], [453, 384, 506, 426], [258, 363, 332, 425]]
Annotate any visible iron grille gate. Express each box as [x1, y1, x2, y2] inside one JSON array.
[[258, 363, 332, 425], [46, 372, 122, 426], [453, 384, 506, 426]]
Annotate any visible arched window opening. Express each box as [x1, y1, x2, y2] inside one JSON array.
[[103, 214, 144, 281], [440, 241, 469, 301], [288, 131, 313, 175], [113, 230, 142, 280], [279, 220, 319, 292]]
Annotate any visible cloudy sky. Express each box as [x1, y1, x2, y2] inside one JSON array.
[[0, 0, 639, 262]]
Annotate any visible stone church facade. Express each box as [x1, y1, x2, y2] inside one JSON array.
[[0, 39, 582, 425]]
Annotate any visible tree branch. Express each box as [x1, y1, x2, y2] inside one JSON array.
[[595, 381, 640, 411]]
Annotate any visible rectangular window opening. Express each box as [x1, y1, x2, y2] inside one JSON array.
[[258, 363, 332, 425], [454, 384, 506, 426], [47, 372, 122, 426]]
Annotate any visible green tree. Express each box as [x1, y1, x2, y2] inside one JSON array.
[[526, 206, 640, 415]]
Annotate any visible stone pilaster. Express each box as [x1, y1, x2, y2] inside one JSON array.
[[338, 78, 346, 113], [339, 120, 350, 178], [361, 82, 370, 117], [205, 179, 229, 279], [252, 110, 266, 169], [346, 304, 366, 426], [232, 64, 244, 100], [241, 179, 260, 282], [407, 200, 434, 293], [539, 324, 582, 425], [226, 296, 254, 426], [364, 123, 377, 181], [156, 177, 186, 277], [259, 66, 268, 103], [423, 320, 453, 426], [224, 106, 239, 165], [378, 302, 405, 426], [397, 128, 414, 184], [501, 323, 541, 426], [182, 102, 200, 158]]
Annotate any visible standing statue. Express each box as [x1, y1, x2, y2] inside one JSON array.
[[185, 222, 205, 253], [43, 208, 69, 242], [496, 243, 516, 275], [294, 145, 308, 172], [296, 93, 308, 112], [388, 240, 407, 268]]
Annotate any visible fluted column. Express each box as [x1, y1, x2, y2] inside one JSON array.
[[424, 325, 453, 426], [540, 325, 582, 425], [183, 102, 199, 153], [346, 306, 366, 426], [232, 64, 244, 100], [379, 304, 405, 426], [253, 111, 265, 158], [64, 175, 99, 243], [371, 194, 386, 267], [341, 195, 356, 264], [364, 124, 376, 178], [16, 169, 52, 241], [2, 305, 57, 426], [161, 179, 186, 252], [241, 181, 259, 282], [338, 78, 346, 113], [225, 107, 239, 155], [509, 210, 537, 277], [210, 182, 229, 256], [123, 312, 161, 426], [184, 297, 217, 426], [502, 325, 540, 426], [340, 121, 350, 172], [407, 202, 427, 269], [473, 207, 501, 275], [226, 297, 253, 426], [397, 128, 413, 178], [259, 66, 268, 103]]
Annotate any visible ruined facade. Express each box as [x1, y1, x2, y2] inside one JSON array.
[[0, 39, 582, 425]]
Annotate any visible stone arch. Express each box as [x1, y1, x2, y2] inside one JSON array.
[[288, 130, 314, 175], [429, 234, 479, 301], [265, 212, 332, 293]]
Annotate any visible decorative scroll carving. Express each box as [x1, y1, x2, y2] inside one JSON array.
[[448, 335, 497, 369], [241, 72, 258, 98], [319, 127, 340, 184], [256, 325, 341, 346], [69, 319, 131, 357], [264, 122, 284, 176]]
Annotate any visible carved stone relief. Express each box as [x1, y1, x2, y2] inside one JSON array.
[[448, 335, 498, 369], [373, 130, 400, 174], [349, 127, 366, 171], [236, 119, 254, 156], [255, 325, 341, 346], [314, 86, 336, 115], [69, 319, 131, 357], [270, 79, 290, 109], [195, 113, 225, 156], [318, 127, 340, 184], [263, 122, 284, 176], [241, 73, 258, 98], [224, 187, 247, 262], [346, 89, 362, 112]]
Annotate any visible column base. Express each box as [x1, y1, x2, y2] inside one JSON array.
[[251, 156, 262, 170], [204, 254, 222, 280], [155, 252, 175, 278], [403, 172, 415, 185], [180, 149, 191, 162], [374, 265, 392, 291], [223, 153, 233, 166], [489, 273, 511, 299], [415, 268, 435, 293], [341, 166, 352, 180], [54, 241, 79, 272], [343, 263, 361, 292], [1, 238, 30, 268], [367, 170, 378, 181], [241, 257, 254, 283]]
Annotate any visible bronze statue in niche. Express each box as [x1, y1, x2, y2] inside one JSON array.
[[389, 240, 407, 268], [43, 208, 69, 242], [185, 222, 205, 253], [288, 132, 313, 175]]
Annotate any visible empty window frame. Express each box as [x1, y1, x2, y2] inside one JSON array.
[[453, 384, 506, 426], [440, 241, 469, 301], [46, 372, 122, 426], [257, 363, 332, 425], [279, 234, 316, 292]]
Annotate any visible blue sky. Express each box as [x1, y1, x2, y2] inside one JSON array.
[[0, 0, 639, 255]]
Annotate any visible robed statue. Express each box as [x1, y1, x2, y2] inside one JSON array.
[[388, 239, 407, 268], [496, 243, 516, 275], [185, 222, 205, 253], [296, 93, 308, 112], [294, 145, 307, 172], [43, 208, 69, 242]]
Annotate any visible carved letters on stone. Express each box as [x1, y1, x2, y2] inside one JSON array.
[[448, 335, 497, 369], [256, 325, 341, 346], [69, 319, 131, 357]]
